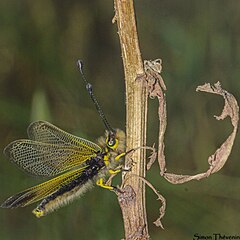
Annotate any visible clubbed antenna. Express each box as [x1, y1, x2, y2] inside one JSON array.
[[77, 60, 115, 134]]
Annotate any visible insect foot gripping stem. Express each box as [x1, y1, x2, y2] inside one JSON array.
[[96, 178, 113, 190], [96, 177, 123, 194]]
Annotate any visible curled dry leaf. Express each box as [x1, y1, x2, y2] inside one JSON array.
[[121, 174, 166, 229], [143, 59, 239, 228], [164, 82, 239, 184], [123, 145, 157, 171], [141, 176, 166, 229], [144, 59, 167, 175], [146, 144, 157, 170]]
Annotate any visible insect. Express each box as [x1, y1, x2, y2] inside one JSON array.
[[1, 60, 126, 218]]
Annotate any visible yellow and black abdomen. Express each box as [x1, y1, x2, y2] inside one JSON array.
[[31, 155, 106, 218]]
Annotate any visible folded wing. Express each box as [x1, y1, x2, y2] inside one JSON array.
[[1, 166, 87, 208]]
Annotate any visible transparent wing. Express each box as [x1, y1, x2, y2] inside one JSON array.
[[27, 121, 101, 152], [4, 140, 96, 177], [1, 166, 87, 208], [4, 121, 102, 176]]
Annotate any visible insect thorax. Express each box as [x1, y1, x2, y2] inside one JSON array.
[[97, 128, 126, 170]]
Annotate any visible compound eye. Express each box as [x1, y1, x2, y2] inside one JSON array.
[[107, 138, 116, 147]]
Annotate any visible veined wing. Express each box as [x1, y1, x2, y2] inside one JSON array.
[[4, 140, 96, 177], [27, 121, 101, 152], [1, 166, 87, 208]]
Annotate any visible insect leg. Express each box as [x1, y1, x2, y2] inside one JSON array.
[[96, 151, 136, 192], [96, 178, 123, 193], [115, 152, 126, 161], [96, 178, 114, 190], [96, 167, 124, 193]]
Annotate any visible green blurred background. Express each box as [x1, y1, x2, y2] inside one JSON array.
[[0, 0, 240, 239]]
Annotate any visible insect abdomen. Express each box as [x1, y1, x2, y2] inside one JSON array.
[[33, 159, 104, 218], [33, 180, 94, 218]]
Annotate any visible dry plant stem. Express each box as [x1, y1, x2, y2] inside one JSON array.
[[113, 0, 149, 239]]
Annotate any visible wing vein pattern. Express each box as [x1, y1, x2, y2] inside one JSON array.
[[4, 121, 101, 176]]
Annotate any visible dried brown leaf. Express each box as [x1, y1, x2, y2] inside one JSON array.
[[123, 145, 157, 171], [146, 144, 157, 170], [164, 82, 239, 184], [144, 59, 167, 175]]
